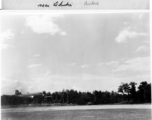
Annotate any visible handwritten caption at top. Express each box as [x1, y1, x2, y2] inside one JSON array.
[[38, 1, 99, 7]]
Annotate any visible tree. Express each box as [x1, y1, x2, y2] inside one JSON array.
[[137, 81, 151, 103], [138, 81, 148, 102], [118, 84, 124, 94], [118, 83, 130, 102], [1, 81, 151, 106], [118, 83, 130, 95], [145, 83, 151, 103], [15, 90, 21, 95], [129, 82, 137, 102], [42, 91, 46, 96], [123, 83, 130, 95]]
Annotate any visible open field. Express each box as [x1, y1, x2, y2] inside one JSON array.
[[1, 105, 151, 120], [2, 109, 151, 120]]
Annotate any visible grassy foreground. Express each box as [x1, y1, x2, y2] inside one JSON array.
[[2, 109, 151, 120]]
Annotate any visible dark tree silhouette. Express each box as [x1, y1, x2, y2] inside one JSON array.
[[129, 82, 137, 102], [1, 81, 151, 106]]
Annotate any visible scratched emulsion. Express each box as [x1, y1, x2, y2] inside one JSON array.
[[2, 0, 149, 10]]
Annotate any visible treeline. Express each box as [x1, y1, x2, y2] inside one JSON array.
[[1, 81, 151, 106]]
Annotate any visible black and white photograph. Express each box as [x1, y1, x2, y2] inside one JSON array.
[[1, 12, 151, 120]]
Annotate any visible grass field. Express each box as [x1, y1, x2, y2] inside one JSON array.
[[1, 109, 151, 120]]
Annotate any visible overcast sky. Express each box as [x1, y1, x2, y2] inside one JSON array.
[[1, 13, 150, 95]]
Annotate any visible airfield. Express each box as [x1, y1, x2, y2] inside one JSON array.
[[1, 104, 151, 120]]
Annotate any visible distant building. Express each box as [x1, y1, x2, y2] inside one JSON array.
[[18, 92, 43, 98]]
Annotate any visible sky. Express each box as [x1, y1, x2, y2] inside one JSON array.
[[1, 13, 150, 95]]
